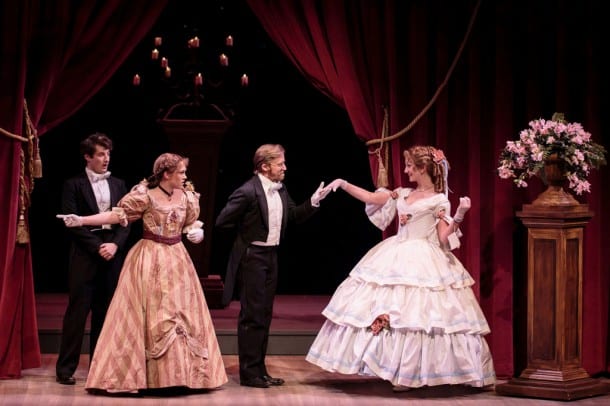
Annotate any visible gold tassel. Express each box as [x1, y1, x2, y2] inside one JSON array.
[[17, 143, 31, 245], [16, 213, 29, 244], [375, 106, 390, 188], [33, 136, 42, 178], [376, 152, 388, 188]]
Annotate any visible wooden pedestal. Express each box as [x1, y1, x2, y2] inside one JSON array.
[[495, 201, 609, 400], [158, 103, 230, 308]]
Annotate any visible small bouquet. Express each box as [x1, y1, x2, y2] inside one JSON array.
[[369, 314, 390, 335]]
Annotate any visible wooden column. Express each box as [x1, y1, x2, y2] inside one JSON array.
[[158, 103, 230, 308], [495, 196, 609, 400]]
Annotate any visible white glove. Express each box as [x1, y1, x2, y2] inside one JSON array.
[[453, 196, 471, 224], [187, 227, 204, 244], [310, 182, 331, 207], [327, 178, 346, 192], [56, 214, 83, 227]]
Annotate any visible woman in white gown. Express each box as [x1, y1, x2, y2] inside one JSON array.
[[306, 145, 495, 391]]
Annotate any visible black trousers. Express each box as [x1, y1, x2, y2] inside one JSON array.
[[56, 231, 122, 377], [237, 244, 278, 381]]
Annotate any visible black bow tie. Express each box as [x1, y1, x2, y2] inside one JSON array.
[[90, 172, 111, 183]]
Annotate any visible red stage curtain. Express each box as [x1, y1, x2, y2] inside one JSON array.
[[247, 0, 609, 378], [0, 0, 167, 379]]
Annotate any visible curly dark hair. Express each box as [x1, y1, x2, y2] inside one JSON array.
[[80, 132, 112, 157]]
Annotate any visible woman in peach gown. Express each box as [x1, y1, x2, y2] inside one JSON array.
[[58, 153, 227, 394]]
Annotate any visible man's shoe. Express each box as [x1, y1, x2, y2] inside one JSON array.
[[262, 375, 285, 386], [56, 375, 76, 385], [240, 377, 270, 388]]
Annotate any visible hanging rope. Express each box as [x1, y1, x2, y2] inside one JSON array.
[[365, 0, 481, 148], [24, 99, 42, 178], [16, 99, 40, 244]]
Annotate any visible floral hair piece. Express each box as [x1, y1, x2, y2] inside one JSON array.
[[431, 148, 450, 197], [431, 148, 446, 164]]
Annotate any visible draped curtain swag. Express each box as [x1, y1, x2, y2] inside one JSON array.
[[0, 0, 168, 378], [247, 0, 609, 378]]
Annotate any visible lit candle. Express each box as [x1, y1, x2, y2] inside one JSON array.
[[154, 36, 162, 47], [132, 74, 141, 86], [164, 66, 171, 78], [191, 36, 200, 48], [225, 35, 233, 46], [195, 73, 203, 86], [151, 48, 159, 60], [219, 53, 229, 66], [160, 57, 168, 68], [241, 73, 249, 87]]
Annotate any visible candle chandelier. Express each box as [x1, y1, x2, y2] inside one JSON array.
[[131, 24, 249, 120]]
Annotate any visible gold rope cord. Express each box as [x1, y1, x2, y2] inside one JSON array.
[[16, 99, 39, 244], [365, 0, 481, 151], [0, 126, 28, 142]]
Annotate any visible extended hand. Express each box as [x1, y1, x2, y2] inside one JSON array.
[[454, 196, 471, 223], [327, 178, 346, 192], [56, 214, 83, 227], [310, 182, 330, 206], [187, 227, 204, 244]]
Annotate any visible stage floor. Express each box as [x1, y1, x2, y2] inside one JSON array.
[[26, 294, 610, 405], [36, 293, 329, 355], [5, 354, 610, 406]]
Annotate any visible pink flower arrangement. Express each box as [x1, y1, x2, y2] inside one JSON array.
[[497, 113, 607, 195]]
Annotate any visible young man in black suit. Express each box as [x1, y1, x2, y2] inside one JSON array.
[[215, 143, 330, 388], [55, 133, 131, 385]]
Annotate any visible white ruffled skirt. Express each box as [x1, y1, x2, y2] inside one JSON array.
[[306, 235, 496, 388]]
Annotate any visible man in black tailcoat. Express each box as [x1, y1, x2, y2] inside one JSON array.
[[215, 143, 329, 388], [55, 133, 130, 385]]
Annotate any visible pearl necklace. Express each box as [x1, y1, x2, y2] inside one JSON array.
[[415, 186, 433, 192]]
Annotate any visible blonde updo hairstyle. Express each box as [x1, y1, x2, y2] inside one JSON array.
[[403, 145, 450, 194], [146, 153, 189, 188]]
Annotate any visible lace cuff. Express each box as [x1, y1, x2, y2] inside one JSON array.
[[365, 188, 397, 231], [183, 220, 204, 234], [111, 207, 129, 227]]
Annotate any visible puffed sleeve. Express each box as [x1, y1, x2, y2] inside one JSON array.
[[434, 198, 451, 221], [115, 181, 151, 223], [365, 187, 397, 231], [183, 189, 201, 227], [434, 197, 463, 250]]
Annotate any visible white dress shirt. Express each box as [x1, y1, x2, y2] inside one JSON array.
[[85, 167, 112, 230], [252, 174, 283, 246]]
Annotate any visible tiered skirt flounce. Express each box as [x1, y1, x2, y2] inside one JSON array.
[[306, 235, 496, 388]]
